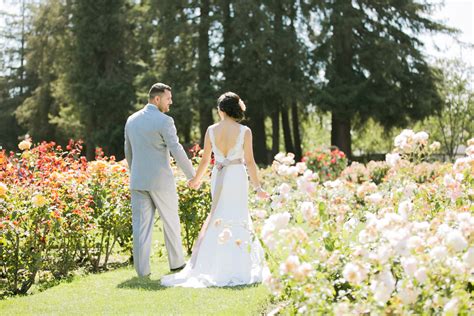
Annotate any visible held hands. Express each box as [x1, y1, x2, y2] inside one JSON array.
[[188, 177, 202, 190]]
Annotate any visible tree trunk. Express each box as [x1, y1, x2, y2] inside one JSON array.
[[197, 0, 213, 145], [271, 108, 280, 158], [251, 114, 267, 164], [281, 108, 294, 154], [331, 112, 352, 158], [291, 102, 302, 162], [222, 0, 234, 88]]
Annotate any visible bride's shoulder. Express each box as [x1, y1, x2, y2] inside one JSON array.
[[240, 124, 251, 133], [208, 123, 219, 131]]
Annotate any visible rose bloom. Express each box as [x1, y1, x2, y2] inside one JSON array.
[[462, 247, 474, 268], [429, 141, 441, 151], [278, 183, 291, 195], [32, 194, 47, 207], [0, 182, 7, 197], [385, 153, 400, 167], [280, 255, 300, 275], [18, 139, 32, 151], [414, 267, 428, 284], [300, 201, 315, 221], [445, 229, 468, 252], [342, 262, 366, 285], [401, 257, 417, 277]]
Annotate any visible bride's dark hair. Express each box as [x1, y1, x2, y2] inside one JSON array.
[[217, 92, 245, 122]]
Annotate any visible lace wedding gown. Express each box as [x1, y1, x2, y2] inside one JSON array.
[[161, 124, 265, 288]]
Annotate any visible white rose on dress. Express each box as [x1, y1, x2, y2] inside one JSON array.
[[218, 228, 232, 244]]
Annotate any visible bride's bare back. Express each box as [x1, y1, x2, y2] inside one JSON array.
[[211, 121, 242, 157]]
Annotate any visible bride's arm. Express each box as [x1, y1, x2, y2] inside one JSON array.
[[189, 129, 212, 188], [243, 128, 269, 198]]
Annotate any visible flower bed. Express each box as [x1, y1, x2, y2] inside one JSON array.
[[253, 131, 473, 314], [0, 140, 132, 295]]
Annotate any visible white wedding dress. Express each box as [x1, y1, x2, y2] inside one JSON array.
[[161, 124, 265, 288]]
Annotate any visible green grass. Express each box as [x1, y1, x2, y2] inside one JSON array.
[[0, 222, 270, 315]]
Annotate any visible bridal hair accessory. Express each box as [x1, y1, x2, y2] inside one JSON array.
[[239, 100, 246, 112]]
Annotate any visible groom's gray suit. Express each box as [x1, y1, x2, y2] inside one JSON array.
[[124, 103, 195, 276]]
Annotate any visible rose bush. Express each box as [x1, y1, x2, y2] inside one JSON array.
[[252, 131, 473, 314], [0, 140, 132, 296]]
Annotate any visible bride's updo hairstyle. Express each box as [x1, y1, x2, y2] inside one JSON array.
[[217, 92, 246, 122]]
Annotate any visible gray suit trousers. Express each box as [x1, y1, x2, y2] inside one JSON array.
[[131, 188, 185, 276]]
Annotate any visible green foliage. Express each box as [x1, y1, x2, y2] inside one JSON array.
[[177, 179, 212, 255]]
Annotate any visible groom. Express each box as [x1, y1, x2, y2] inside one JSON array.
[[124, 83, 195, 277]]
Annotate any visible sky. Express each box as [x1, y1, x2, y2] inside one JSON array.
[[421, 0, 474, 67], [0, 0, 473, 67]]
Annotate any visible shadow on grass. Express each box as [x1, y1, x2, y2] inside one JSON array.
[[118, 275, 262, 292], [117, 277, 167, 291]]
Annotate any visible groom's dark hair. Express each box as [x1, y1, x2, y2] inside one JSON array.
[[148, 83, 171, 100]]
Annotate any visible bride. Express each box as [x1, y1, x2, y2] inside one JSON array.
[[161, 92, 269, 288]]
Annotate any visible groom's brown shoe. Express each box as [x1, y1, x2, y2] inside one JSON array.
[[170, 264, 186, 272]]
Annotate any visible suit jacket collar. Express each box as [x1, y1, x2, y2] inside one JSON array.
[[145, 103, 160, 111]]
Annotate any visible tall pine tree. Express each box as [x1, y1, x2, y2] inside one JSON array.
[[302, 0, 449, 157]]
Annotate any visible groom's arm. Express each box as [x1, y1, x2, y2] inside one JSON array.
[[124, 126, 133, 168], [161, 116, 195, 180]]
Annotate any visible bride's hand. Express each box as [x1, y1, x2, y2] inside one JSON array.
[[256, 187, 270, 200], [188, 177, 201, 190]]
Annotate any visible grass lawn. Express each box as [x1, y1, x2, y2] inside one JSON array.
[[0, 222, 270, 315]]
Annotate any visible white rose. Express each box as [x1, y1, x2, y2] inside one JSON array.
[[414, 267, 428, 284], [385, 153, 401, 167], [445, 230, 468, 252], [463, 247, 474, 268], [278, 183, 291, 195], [295, 162, 307, 173], [430, 246, 448, 260], [429, 141, 441, 151], [398, 200, 413, 218], [366, 192, 384, 205], [397, 280, 419, 305], [268, 212, 291, 230], [370, 269, 395, 304], [401, 257, 417, 277], [18, 139, 32, 151], [280, 255, 300, 274], [443, 298, 459, 315], [300, 201, 315, 221], [414, 131, 429, 144], [274, 152, 286, 162], [342, 262, 366, 285]]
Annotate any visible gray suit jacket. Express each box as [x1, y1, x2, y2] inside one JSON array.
[[124, 104, 195, 191]]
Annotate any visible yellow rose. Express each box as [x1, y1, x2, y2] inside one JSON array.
[[0, 182, 7, 197], [32, 194, 47, 207], [18, 140, 32, 151]]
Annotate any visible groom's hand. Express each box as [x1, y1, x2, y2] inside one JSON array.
[[188, 178, 201, 190]]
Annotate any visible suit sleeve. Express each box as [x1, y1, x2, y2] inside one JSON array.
[[161, 116, 196, 180], [124, 124, 133, 168]]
